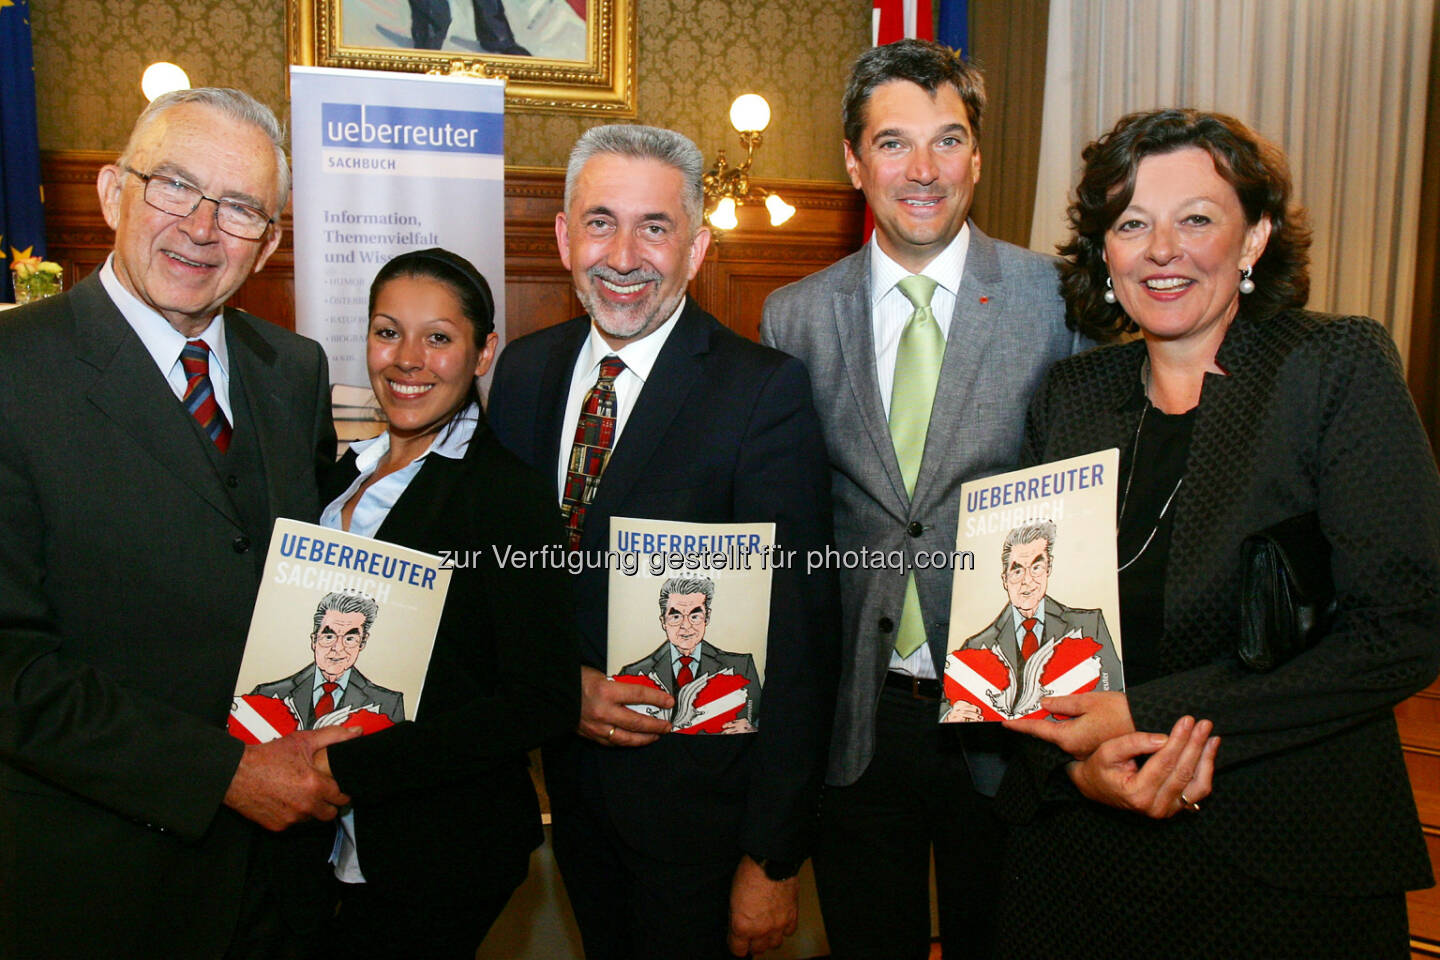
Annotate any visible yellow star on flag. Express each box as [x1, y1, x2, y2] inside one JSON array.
[[10, 246, 33, 264], [0, 2, 15, 11]]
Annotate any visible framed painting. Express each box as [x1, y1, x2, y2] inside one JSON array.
[[288, 0, 636, 116]]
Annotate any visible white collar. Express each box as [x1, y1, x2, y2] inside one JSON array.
[[348, 403, 480, 473], [578, 296, 687, 384], [868, 223, 970, 307], [99, 254, 229, 378]]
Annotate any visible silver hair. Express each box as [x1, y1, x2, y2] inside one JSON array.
[[311, 591, 379, 639], [658, 576, 714, 617], [118, 87, 291, 213], [1000, 519, 1056, 568], [564, 124, 704, 233]]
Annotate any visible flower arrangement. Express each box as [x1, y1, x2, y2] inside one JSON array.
[[11, 255, 64, 303]]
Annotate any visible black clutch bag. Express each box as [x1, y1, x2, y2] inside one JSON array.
[[1238, 512, 1337, 672]]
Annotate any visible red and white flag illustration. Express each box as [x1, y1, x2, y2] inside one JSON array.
[[616, 672, 671, 721], [228, 694, 300, 744], [227, 694, 396, 743], [943, 631, 1103, 721], [616, 670, 753, 733], [673, 671, 751, 735]]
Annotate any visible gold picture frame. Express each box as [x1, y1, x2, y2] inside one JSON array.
[[288, 0, 636, 117]]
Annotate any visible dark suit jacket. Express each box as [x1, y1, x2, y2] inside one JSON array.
[[961, 597, 1121, 695], [618, 640, 762, 727], [251, 664, 406, 728], [760, 225, 1090, 792], [488, 299, 838, 865], [0, 272, 335, 958], [301, 419, 580, 898], [1002, 310, 1439, 896]]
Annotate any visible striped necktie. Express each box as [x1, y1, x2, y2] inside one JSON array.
[[181, 339, 232, 453], [561, 356, 625, 550]]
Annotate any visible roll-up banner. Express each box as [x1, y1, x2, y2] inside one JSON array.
[[290, 66, 506, 389]]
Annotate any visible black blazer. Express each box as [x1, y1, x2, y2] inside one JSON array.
[[488, 300, 839, 865], [318, 416, 579, 891], [1002, 310, 1440, 894], [0, 272, 335, 958]]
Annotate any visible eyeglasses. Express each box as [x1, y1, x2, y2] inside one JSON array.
[[314, 632, 364, 649], [1005, 561, 1049, 583], [123, 166, 274, 240], [664, 611, 706, 626]]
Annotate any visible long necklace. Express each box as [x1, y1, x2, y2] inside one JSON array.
[[1117, 397, 1186, 573]]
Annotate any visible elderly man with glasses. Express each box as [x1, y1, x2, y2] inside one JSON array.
[[0, 88, 344, 959]]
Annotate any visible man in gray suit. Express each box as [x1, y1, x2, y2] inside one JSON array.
[[618, 576, 761, 733], [760, 39, 1091, 959], [944, 520, 1119, 722], [251, 591, 406, 728], [0, 88, 351, 958]]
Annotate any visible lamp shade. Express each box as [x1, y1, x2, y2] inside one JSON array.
[[709, 197, 739, 230], [142, 62, 191, 101], [729, 94, 771, 134], [765, 193, 796, 226]]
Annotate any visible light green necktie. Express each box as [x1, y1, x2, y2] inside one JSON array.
[[888, 274, 943, 658]]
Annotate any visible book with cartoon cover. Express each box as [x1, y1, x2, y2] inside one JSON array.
[[228, 518, 452, 743], [940, 450, 1123, 723], [607, 517, 776, 734]]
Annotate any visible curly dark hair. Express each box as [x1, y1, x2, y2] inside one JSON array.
[[842, 38, 986, 147], [1058, 108, 1311, 342]]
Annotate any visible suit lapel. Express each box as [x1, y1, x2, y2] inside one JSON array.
[[74, 276, 240, 526], [295, 667, 318, 728], [584, 301, 707, 535], [1164, 317, 1266, 640], [338, 671, 370, 712], [994, 607, 1021, 674], [226, 310, 284, 520], [913, 224, 998, 505], [654, 644, 678, 692], [833, 250, 909, 509], [535, 318, 590, 496], [1042, 596, 1067, 641]]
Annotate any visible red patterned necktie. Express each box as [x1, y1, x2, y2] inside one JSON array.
[[561, 356, 625, 550], [314, 681, 339, 719], [676, 655, 695, 689], [180, 339, 232, 452], [1020, 617, 1040, 660]]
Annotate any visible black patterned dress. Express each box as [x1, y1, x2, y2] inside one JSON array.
[[993, 311, 1440, 959]]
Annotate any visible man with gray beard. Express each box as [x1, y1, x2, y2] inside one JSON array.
[[487, 124, 838, 959]]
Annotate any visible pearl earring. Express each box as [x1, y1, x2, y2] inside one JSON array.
[[1238, 266, 1255, 295], [1103, 276, 1117, 304]]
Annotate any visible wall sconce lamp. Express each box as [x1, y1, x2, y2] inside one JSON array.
[[702, 94, 796, 232], [141, 62, 191, 102]]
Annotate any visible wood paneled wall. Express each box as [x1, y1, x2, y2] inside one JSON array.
[[39, 151, 864, 343]]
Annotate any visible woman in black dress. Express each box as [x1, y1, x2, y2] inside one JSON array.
[[997, 110, 1440, 958], [301, 248, 578, 957]]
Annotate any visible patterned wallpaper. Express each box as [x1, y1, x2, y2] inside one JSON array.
[[30, 0, 867, 182]]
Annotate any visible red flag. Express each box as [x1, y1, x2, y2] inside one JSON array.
[[864, 1, 934, 240], [228, 694, 300, 744]]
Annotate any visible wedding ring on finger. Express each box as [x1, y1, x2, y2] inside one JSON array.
[[606, 726, 616, 740], [1179, 792, 1201, 812]]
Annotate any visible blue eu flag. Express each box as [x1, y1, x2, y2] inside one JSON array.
[[938, 0, 968, 55], [0, 0, 47, 303]]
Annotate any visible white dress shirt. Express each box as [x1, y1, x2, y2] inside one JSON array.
[[869, 225, 969, 418], [99, 255, 233, 424], [554, 297, 687, 501], [871, 228, 970, 679]]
